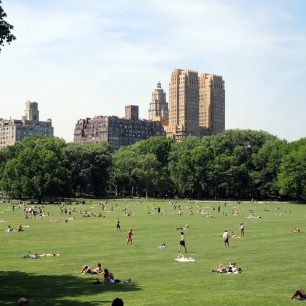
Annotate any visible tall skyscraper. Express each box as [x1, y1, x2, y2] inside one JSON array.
[[148, 81, 168, 126], [199, 73, 225, 135], [167, 69, 199, 138]]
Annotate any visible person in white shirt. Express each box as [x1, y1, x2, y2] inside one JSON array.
[[240, 223, 245, 237], [222, 230, 229, 247]]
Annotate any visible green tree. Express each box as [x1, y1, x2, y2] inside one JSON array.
[[252, 139, 287, 198], [278, 138, 306, 200], [0, 0, 16, 52], [132, 136, 175, 196], [168, 137, 202, 196], [111, 148, 140, 196], [173, 130, 278, 199], [0, 136, 71, 200], [203, 130, 277, 198], [130, 153, 160, 198], [64, 142, 112, 197]]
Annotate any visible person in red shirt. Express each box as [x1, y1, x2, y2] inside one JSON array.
[[127, 228, 133, 245]]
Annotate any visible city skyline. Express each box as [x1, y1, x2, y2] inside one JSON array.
[[1, 0, 306, 142]]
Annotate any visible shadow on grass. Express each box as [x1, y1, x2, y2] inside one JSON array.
[[0, 271, 141, 306]]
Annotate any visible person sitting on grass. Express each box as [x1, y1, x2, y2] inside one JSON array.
[[291, 288, 306, 300], [230, 231, 240, 238], [93, 268, 132, 284], [103, 268, 115, 283], [5, 225, 13, 232], [17, 225, 24, 232], [291, 226, 301, 233], [81, 263, 103, 274]]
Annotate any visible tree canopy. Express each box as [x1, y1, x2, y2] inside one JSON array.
[[0, 131, 305, 201], [0, 0, 16, 52]]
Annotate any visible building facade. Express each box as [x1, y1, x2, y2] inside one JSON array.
[[163, 68, 225, 139], [166, 69, 200, 139], [74, 106, 165, 150], [199, 73, 225, 135], [0, 101, 53, 148], [125, 105, 139, 120], [148, 81, 168, 127]]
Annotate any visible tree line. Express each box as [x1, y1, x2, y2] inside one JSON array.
[[0, 130, 305, 201]]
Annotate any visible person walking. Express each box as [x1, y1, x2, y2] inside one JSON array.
[[116, 219, 121, 231], [223, 230, 230, 247], [127, 228, 133, 245], [179, 232, 187, 253]]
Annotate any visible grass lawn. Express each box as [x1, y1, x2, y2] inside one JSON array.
[[0, 199, 306, 305]]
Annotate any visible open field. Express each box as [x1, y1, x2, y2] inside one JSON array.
[[1, 199, 306, 305]]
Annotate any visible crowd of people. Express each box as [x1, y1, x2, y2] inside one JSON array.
[[2, 199, 304, 304], [80, 263, 132, 285]]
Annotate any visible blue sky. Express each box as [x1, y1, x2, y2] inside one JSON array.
[[1, 0, 306, 142]]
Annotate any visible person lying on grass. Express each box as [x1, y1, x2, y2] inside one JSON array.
[[93, 269, 132, 284], [291, 288, 306, 300], [211, 262, 242, 274], [40, 253, 60, 257], [81, 263, 103, 274], [24, 251, 60, 259]]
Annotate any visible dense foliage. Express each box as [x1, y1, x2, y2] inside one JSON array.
[[0, 130, 305, 200], [0, 0, 16, 52]]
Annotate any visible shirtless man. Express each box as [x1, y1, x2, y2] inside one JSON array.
[[179, 232, 187, 253], [103, 268, 115, 283]]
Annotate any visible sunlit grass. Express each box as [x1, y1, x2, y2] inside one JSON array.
[[0, 199, 305, 305]]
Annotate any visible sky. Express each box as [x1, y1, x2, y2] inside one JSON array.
[[1, 0, 306, 142]]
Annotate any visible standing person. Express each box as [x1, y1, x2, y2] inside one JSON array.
[[179, 232, 187, 253], [240, 223, 245, 237], [223, 230, 229, 247], [127, 228, 133, 245], [116, 219, 121, 231]]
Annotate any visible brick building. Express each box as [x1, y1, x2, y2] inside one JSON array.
[[74, 106, 165, 150]]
